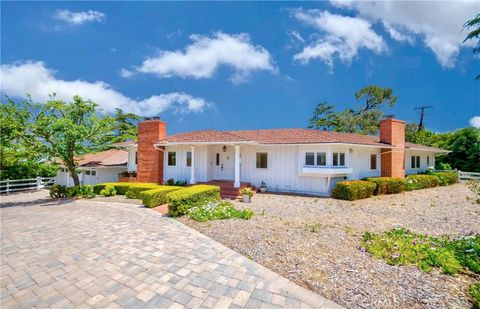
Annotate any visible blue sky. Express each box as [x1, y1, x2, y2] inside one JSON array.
[[1, 1, 479, 134]]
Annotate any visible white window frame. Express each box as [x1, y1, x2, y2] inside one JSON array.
[[332, 152, 346, 167], [305, 152, 327, 166], [411, 155, 421, 169], [256, 152, 268, 169], [167, 151, 177, 166], [370, 154, 378, 170], [186, 151, 192, 167]]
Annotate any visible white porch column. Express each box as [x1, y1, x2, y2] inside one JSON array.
[[234, 145, 241, 188], [190, 145, 196, 184]]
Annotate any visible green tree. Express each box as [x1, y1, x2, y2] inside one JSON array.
[[463, 13, 480, 79], [405, 123, 437, 146], [434, 127, 480, 172], [2, 95, 115, 185], [110, 108, 140, 144], [308, 85, 397, 135]]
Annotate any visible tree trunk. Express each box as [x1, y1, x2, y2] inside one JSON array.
[[69, 168, 80, 186]]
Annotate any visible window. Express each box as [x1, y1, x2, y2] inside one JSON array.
[[91, 171, 96, 176], [167, 152, 176, 166], [333, 152, 345, 166], [316, 152, 326, 166], [305, 152, 315, 166], [411, 156, 420, 168], [427, 156, 430, 165], [215, 153, 220, 166], [84, 170, 91, 175], [256, 152, 268, 169], [135, 151, 138, 165], [186, 151, 192, 167], [370, 154, 377, 170]]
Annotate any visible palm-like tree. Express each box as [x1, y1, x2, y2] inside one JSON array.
[[463, 14, 480, 79]]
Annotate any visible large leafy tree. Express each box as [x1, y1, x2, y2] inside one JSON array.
[[2, 95, 115, 185], [435, 127, 480, 172], [463, 13, 480, 79], [110, 108, 140, 144], [308, 85, 397, 135]]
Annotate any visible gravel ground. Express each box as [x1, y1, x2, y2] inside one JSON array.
[[178, 183, 480, 309]]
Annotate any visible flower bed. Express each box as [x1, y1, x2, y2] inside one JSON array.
[[167, 185, 220, 217]]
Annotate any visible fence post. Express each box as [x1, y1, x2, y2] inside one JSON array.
[[6, 179, 9, 193], [36, 176, 42, 190]]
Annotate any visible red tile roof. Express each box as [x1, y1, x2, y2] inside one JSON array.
[[158, 128, 447, 152], [76, 149, 128, 167]]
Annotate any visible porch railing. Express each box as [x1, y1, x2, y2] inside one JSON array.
[[0, 177, 55, 194]]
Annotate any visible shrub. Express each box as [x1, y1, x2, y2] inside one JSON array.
[[332, 180, 376, 201], [435, 162, 452, 171], [140, 186, 182, 208], [125, 184, 163, 199], [470, 282, 480, 309], [364, 177, 406, 195], [174, 180, 188, 186], [66, 185, 95, 198], [186, 200, 254, 222], [430, 172, 458, 186], [362, 228, 480, 275], [99, 185, 117, 197], [405, 175, 440, 191], [93, 182, 131, 195], [165, 178, 175, 186], [49, 184, 68, 198], [239, 187, 254, 197], [167, 185, 220, 217]]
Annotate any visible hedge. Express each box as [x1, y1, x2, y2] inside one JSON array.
[[332, 180, 376, 201], [140, 186, 182, 208], [167, 185, 221, 217], [405, 175, 440, 191], [430, 172, 458, 186], [364, 177, 406, 195], [125, 184, 164, 199], [93, 182, 133, 195]]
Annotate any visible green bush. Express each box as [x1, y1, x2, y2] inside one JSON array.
[[362, 228, 480, 275], [49, 184, 68, 198], [430, 172, 458, 186], [364, 177, 406, 195], [125, 184, 163, 199], [140, 186, 182, 208], [167, 185, 221, 217], [187, 200, 254, 222], [332, 180, 376, 201], [66, 185, 95, 198], [405, 175, 440, 191], [93, 182, 132, 195], [470, 282, 480, 309], [100, 185, 117, 197]]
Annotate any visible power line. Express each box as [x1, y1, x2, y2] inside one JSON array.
[[414, 106, 433, 131]]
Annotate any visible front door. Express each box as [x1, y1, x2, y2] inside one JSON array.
[[214, 146, 235, 180]]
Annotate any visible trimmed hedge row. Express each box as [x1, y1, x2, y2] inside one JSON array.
[[126, 184, 164, 199], [167, 185, 221, 217], [140, 186, 182, 208], [333, 172, 457, 201], [93, 182, 137, 195], [364, 177, 406, 195], [332, 180, 376, 201]]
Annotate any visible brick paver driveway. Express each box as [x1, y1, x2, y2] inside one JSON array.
[[1, 191, 341, 309]]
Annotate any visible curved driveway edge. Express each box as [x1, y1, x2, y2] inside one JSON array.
[[1, 191, 342, 308]]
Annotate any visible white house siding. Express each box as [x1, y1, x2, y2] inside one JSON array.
[[127, 146, 138, 172], [164, 145, 208, 183], [405, 150, 435, 175], [54, 167, 126, 186]]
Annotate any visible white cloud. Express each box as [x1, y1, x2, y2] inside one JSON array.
[[289, 30, 305, 43], [119, 68, 134, 78], [470, 116, 480, 129], [331, 0, 478, 68], [131, 32, 276, 83], [0, 61, 209, 116], [291, 9, 386, 70], [54, 9, 105, 25]]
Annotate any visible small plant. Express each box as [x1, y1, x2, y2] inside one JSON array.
[[305, 222, 321, 233], [435, 162, 452, 170], [186, 200, 254, 222], [466, 180, 480, 204], [165, 178, 175, 186], [49, 184, 68, 198], [362, 228, 479, 275], [174, 179, 188, 186], [470, 282, 480, 309], [259, 181, 267, 193], [239, 188, 254, 197], [66, 185, 95, 198], [99, 185, 117, 197]]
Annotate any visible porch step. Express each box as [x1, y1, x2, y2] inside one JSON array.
[[200, 180, 256, 200]]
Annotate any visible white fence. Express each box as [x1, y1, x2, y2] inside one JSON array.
[[434, 170, 480, 181], [0, 177, 55, 194]]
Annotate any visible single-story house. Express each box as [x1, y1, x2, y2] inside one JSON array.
[[54, 149, 128, 186], [112, 116, 447, 196]]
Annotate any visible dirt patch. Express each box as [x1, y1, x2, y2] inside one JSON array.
[[178, 184, 480, 309]]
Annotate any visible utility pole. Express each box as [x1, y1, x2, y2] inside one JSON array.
[[414, 106, 433, 131]]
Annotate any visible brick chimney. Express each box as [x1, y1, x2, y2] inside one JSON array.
[[380, 116, 405, 178], [136, 118, 166, 183]]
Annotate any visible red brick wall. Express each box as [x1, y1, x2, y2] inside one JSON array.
[[136, 119, 166, 184], [380, 118, 405, 178]]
